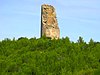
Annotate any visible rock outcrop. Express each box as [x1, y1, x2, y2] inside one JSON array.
[[41, 4, 60, 39]]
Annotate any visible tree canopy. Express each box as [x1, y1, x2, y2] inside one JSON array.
[[0, 37, 100, 75]]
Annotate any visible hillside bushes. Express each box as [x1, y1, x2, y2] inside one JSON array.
[[0, 37, 100, 75]]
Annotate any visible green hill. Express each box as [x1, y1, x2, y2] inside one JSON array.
[[0, 37, 100, 75]]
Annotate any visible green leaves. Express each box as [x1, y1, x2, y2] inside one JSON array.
[[0, 37, 100, 75]]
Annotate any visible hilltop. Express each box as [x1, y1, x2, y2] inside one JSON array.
[[0, 37, 100, 75]]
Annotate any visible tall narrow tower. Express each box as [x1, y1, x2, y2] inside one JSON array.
[[41, 4, 60, 39]]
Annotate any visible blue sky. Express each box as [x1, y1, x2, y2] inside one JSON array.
[[0, 0, 100, 42]]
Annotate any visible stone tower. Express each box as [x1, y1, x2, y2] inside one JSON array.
[[41, 4, 60, 39]]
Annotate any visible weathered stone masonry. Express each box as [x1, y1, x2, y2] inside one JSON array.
[[41, 4, 60, 39]]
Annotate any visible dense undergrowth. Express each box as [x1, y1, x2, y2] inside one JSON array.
[[0, 36, 100, 75]]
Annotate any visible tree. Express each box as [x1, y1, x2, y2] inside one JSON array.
[[77, 36, 84, 44]]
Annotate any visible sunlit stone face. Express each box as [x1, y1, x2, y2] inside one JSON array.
[[41, 4, 60, 39]]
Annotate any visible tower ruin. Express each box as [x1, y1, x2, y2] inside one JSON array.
[[41, 4, 60, 39]]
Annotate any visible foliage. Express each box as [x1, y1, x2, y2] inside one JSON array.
[[0, 37, 100, 75]]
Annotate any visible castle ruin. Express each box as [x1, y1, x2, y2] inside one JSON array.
[[41, 4, 60, 39]]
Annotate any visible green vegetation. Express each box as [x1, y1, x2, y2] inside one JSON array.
[[0, 37, 100, 75]]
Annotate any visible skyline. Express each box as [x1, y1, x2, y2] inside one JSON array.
[[0, 0, 100, 42]]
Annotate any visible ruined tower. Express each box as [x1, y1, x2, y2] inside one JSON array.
[[41, 4, 60, 39]]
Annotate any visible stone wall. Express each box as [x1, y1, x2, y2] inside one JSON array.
[[41, 4, 60, 39]]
